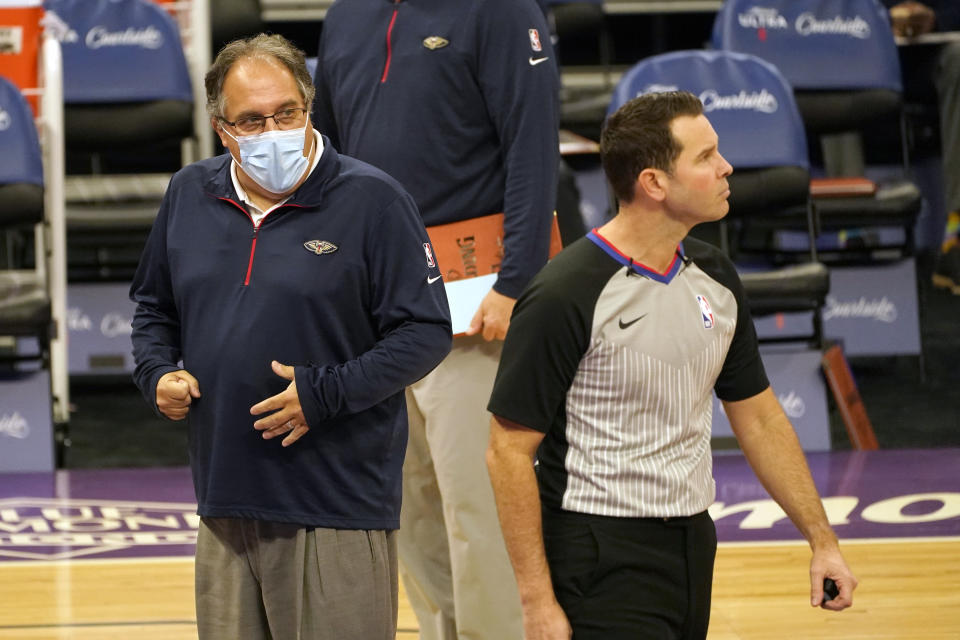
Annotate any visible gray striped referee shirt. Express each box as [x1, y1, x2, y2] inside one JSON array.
[[488, 230, 769, 518]]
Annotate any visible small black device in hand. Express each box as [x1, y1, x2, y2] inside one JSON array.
[[822, 578, 839, 603]]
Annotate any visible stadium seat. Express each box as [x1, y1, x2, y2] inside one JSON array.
[[0, 76, 50, 364], [608, 49, 830, 344], [211, 0, 263, 58], [43, 0, 195, 282], [44, 0, 193, 152], [712, 0, 922, 262]]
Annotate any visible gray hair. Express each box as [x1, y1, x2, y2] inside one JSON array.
[[205, 33, 316, 119]]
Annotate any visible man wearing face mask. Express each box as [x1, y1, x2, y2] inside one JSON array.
[[129, 34, 452, 640]]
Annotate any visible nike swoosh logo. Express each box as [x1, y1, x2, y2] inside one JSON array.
[[618, 314, 647, 330], [529, 57, 550, 66], [427, 275, 442, 284]]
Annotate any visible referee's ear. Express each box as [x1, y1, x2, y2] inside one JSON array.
[[637, 167, 668, 203]]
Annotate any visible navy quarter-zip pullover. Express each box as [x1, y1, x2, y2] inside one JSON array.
[[312, 0, 561, 298], [130, 137, 452, 529]]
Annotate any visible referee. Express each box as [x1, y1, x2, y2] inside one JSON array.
[[486, 91, 857, 639]]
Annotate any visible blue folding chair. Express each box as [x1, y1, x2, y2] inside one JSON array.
[[608, 49, 829, 344], [711, 0, 900, 93], [712, 0, 922, 260], [0, 76, 50, 362], [44, 0, 195, 282], [44, 0, 193, 151]]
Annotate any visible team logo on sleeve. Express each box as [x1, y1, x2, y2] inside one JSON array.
[[424, 242, 436, 268], [528, 28, 543, 52], [696, 295, 715, 329], [304, 240, 338, 255]]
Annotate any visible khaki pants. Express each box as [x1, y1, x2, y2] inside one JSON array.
[[195, 517, 398, 640], [399, 335, 523, 640]]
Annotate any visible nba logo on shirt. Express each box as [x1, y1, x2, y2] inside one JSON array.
[[529, 29, 542, 52], [424, 243, 436, 268], [696, 295, 715, 329]]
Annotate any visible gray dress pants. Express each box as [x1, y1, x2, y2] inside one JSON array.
[[195, 517, 398, 640]]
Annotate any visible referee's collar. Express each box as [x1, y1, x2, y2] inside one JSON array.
[[587, 229, 686, 284]]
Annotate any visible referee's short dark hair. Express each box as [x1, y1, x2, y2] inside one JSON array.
[[601, 91, 704, 204]]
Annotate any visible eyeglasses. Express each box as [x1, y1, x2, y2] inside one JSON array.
[[219, 107, 309, 134]]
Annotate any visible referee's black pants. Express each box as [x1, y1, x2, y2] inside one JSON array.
[[542, 506, 717, 639]]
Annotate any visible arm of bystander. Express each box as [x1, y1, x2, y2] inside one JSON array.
[[470, 0, 560, 337]]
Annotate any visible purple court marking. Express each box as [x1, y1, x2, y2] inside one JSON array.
[[1, 449, 958, 562], [0, 467, 197, 562], [712, 448, 960, 542]]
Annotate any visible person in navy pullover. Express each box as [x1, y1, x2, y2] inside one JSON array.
[[130, 34, 451, 640], [313, 1, 560, 638]]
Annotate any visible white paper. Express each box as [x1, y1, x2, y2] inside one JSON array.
[[443, 273, 498, 336]]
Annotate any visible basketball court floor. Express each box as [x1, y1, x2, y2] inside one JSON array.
[[1, 447, 958, 638]]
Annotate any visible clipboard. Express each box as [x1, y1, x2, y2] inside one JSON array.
[[425, 212, 562, 336]]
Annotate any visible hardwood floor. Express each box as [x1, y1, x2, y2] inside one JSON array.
[[3, 538, 957, 639], [708, 539, 960, 639]]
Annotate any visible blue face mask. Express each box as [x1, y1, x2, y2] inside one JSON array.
[[223, 123, 311, 194]]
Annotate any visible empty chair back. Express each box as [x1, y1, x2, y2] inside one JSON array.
[[609, 49, 808, 172], [43, 0, 192, 104], [0, 76, 43, 187], [711, 0, 900, 92], [712, 0, 921, 260], [712, 0, 905, 138], [543, 0, 609, 66], [0, 76, 43, 226], [609, 50, 829, 340], [43, 0, 194, 152], [0, 75, 49, 345], [609, 49, 817, 232], [211, 0, 264, 57]]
